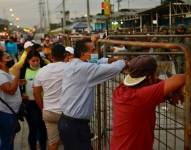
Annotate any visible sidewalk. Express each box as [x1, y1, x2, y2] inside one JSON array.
[[14, 120, 64, 150], [15, 120, 29, 150]]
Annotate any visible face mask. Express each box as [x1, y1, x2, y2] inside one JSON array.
[[30, 64, 40, 70], [89, 53, 98, 63], [39, 51, 45, 58], [6, 59, 15, 68]]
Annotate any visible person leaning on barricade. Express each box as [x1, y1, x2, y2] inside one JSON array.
[[57, 39, 127, 150], [110, 55, 189, 150]]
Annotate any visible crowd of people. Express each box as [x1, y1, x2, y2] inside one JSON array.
[[0, 30, 189, 150]]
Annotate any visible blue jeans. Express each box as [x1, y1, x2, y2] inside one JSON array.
[[58, 114, 93, 150], [0, 111, 17, 150]]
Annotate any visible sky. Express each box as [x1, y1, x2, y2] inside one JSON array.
[[0, 0, 161, 27]]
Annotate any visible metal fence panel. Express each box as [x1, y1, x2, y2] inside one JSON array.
[[91, 39, 191, 150]]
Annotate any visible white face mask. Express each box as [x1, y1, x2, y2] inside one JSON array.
[[39, 51, 45, 58], [30, 64, 40, 70]]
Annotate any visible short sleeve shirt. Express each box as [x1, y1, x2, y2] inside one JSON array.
[[111, 81, 165, 150], [25, 68, 39, 100], [0, 70, 22, 114], [34, 62, 65, 113]]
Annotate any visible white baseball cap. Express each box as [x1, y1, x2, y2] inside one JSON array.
[[65, 46, 74, 54], [24, 41, 34, 49]]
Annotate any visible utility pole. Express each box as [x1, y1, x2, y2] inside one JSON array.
[[117, 0, 122, 11], [62, 0, 66, 34], [128, 0, 130, 8], [86, 0, 91, 33], [39, 0, 43, 31], [39, 0, 47, 32], [3, 8, 6, 20], [46, 0, 51, 31]]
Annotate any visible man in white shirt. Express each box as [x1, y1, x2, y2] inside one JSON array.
[[34, 43, 66, 150]]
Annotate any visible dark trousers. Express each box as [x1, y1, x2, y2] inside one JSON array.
[[58, 114, 93, 150], [25, 101, 47, 150], [0, 111, 17, 150]]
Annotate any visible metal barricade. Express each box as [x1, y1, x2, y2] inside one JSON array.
[[90, 39, 191, 150], [63, 35, 91, 47]]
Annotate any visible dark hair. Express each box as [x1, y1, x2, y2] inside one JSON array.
[[32, 43, 42, 51], [51, 43, 66, 61], [128, 55, 157, 78], [20, 49, 46, 79], [9, 36, 14, 41], [26, 35, 33, 41], [44, 34, 50, 39], [176, 24, 186, 34], [74, 39, 92, 58]]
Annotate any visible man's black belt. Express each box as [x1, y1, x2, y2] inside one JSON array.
[[61, 113, 89, 124]]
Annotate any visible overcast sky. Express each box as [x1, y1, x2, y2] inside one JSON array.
[[0, 0, 161, 27]]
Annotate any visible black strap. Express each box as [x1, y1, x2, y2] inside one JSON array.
[[0, 97, 16, 115], [61, 113, 89, 124]]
